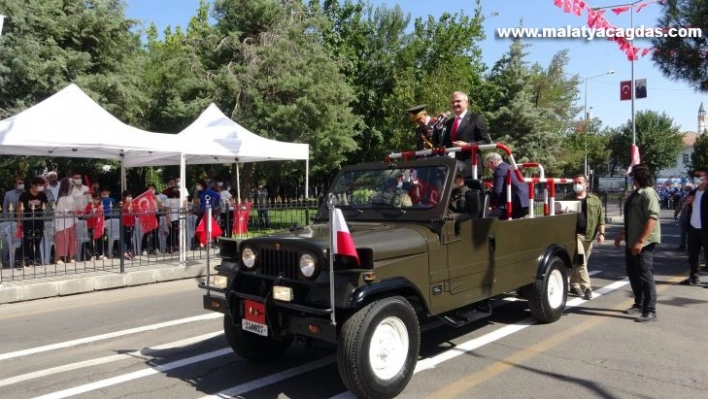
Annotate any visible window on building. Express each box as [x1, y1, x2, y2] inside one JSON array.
[[683, 154, 689, 164]]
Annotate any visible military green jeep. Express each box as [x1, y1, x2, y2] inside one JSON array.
[[201, 155, 577, 399]]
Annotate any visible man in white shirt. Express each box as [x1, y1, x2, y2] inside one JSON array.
[[70, 173, 90, 212], [45, 172, 60, 204]]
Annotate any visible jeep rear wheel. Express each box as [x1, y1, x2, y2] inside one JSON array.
[[337, 296, 420, 399], [223, 308, 292, 362], [528, 256, 567, 323]]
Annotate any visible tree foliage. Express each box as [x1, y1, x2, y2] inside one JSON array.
[[652, 0, 708, 92], [0, 0, 692, 198], [483, 38, 579, 174], [610, 110, 684, 175], [690, 132, 708, 172]]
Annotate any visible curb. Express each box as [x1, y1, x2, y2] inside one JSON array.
[[0, 263, 214, 305]]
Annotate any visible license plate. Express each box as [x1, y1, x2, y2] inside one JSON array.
[[241, 318, 268, 336]]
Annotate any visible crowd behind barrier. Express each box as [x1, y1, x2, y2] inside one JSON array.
[[0, 198, 319, 282], [2, 191, 623, 283]]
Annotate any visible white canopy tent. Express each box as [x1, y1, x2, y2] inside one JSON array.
[[0, 83, 184, 189], [122, 103, 310, 201]]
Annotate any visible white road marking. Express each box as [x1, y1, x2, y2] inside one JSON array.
[[0, 332, 222, 388], [21, 271, 625, 399], [31, 348, 234, 399], [197, 355, 337, 399], [0, 313, 221, 362], [329, 277, 630, 398]]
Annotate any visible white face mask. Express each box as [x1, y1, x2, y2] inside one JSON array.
[[573, 183, 585, 193], [694, 177, 704, 186], [101, 194, 108, 198], [396, 182, 403, 189], [16, 184, 24, 191], [197, 185, 203, 191], [37, 186, 45, 192], [126, 197, 133, 202], [73, 178, 82, 185]]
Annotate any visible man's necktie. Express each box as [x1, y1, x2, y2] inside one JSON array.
[[451, 116, 461, 142]]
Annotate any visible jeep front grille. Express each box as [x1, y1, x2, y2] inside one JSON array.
[[259, 248, 299, 279]]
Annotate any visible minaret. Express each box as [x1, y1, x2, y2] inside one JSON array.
[[699, 102, 706, 133]]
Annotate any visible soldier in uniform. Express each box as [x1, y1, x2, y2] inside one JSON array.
[[407, 104, 436, 151], [374, 172, 413, 208]]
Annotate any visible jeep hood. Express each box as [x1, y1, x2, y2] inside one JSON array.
[[251, 222, 429, 260]]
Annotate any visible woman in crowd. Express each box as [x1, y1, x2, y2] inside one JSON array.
[[84, 192, 106, 261], [54, 177, 77, 265]]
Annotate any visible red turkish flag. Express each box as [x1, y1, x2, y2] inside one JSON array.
[[573, 0, 586, 16], [134, 190, 158, 234], [553, 0, 563, 8], [620, 81, 632, 101], [611, 6, 630, 14], [563, 0, 572, 13], [331, 208, 359, 265], [195, 215, 224, 246]]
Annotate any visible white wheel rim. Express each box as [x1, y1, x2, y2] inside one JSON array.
[[368, 316, 409, 380], [547, 269, 564, 309]]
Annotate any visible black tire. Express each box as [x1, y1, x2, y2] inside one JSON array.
[[223, 308, 292, 362], [337, 296, 420, 399], [528, 256, 567, 323]]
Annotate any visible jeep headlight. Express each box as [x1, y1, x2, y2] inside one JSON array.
[[241, 246, 256, 269], [299, 252, 318, 278]]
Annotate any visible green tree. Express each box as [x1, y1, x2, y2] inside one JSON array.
[[0, 0, 146, 189], [690, 133, 708, 172], [611, 110, 684, 175], [211, 0, 360, 191], [484, 38, 579, 174], [320, 0, 486, 160], [652, 0, 708, 92]]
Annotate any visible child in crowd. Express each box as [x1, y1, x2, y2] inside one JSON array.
[[121, 190, 135, 260], [84, 192, 106, 260]]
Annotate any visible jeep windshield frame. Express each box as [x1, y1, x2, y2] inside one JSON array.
[[315, 156, 457, 223]]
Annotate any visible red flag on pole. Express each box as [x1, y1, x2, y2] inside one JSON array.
[[627, 144, 641, 175], [195, 215, 223, 246], [332, 208, 359, 265], [620, 81, 632, 101], [631, 144, 641, 167], [133, 190, 159, 233]]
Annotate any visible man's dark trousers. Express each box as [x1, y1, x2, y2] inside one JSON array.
[[625, 243, 657, 313], [687, 226, 708, 282]]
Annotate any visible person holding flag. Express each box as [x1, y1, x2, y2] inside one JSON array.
[[84, 192, 106, 261]]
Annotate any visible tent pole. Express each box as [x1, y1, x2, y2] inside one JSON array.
[[305, 159, 309, 200], [120, 162, 126, 193], [179, 153, 187, 265], [236, 163, 241, 203]]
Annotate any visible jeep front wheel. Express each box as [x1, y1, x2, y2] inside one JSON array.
[[528, 256, 567, 323], [337, 296, 420, 399], [223, 308, 292, 362]]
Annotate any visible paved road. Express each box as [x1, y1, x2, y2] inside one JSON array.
[[0, 213, 706, 399]]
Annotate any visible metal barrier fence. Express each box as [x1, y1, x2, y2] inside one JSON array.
[[1, 200, 319, 282]]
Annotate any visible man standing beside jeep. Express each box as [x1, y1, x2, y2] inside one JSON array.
[[564, 173, 605, 300]]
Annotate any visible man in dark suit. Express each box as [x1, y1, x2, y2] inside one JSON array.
[[682, 167, 708, 287], [484, 152, 529, 219], [438, 91, 491, 177]]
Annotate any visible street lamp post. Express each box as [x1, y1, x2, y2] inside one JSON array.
[[580, 70, 615, 176], [592, 0, 643, 146]]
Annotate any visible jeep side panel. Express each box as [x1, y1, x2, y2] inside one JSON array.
[[428, 213, 577, 315]]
